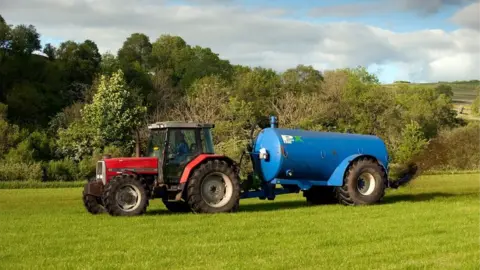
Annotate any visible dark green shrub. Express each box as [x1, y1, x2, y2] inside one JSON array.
[[0, 162, 43, 181], [46, 159, 79, 181]]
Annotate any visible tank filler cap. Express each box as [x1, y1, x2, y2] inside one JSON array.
[[259, 148, 269, 160]]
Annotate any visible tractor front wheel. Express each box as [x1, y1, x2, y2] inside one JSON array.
[[102, 174, 148, 216], [82, 180, 105, 214], [335, 157, 387, 205], [186, 159, 241, 213]]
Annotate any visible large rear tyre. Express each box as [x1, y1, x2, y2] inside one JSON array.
[[303, 186, 337, 205], [163, 200, 191, 213], [186, 159, 241, 213], [335, 157, 387, 205], [102, 174, 148, 216]]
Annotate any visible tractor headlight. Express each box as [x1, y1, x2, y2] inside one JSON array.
[[96, 161, 106, 185]]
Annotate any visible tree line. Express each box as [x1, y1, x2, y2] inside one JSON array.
[[0, 15, 478, 182]]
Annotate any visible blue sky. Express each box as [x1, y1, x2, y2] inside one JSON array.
[[5, 0, 478, 83]]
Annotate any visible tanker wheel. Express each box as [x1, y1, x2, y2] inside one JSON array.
[[162, 199, 191, 213], [102, 174, 149, 216], [186, 159, 241, 214], [303, 186, 337, 205], [336, 157, 386, 206]]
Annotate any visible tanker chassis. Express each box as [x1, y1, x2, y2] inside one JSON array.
[[83, 116, 417, 216]]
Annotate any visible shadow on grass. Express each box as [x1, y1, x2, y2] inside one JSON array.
[[238, 200, 310, 212], [144, 192, 478, 215], [382, 192, 478, 204]]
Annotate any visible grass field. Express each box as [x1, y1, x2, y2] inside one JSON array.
[[0, 174, 479, 270]]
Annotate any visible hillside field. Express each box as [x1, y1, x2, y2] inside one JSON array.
[[0, 173, 478, 270], [385, 81, 480, 120]]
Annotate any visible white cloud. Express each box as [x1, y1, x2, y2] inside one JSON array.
[[0, 0, 478, 83], [450, 2, 480, 30]]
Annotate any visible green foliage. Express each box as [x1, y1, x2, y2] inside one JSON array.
[[392, 121, 428, 164], [46, 159, 79, 181], [0, 162, 43, 181], [82, 69, 147, 149], [414, 122, 480, 171], [435, 84, 454, 98], [57, 120, 96, 161], [3, 131, 53, 164]]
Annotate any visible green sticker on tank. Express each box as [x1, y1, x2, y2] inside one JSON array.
[[281, 135, 303, 144]]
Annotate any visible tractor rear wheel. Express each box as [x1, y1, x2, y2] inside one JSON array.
[[303, 186, 337, 205], [186, 159, 241, 213], [102, 174, 148, 216], [335, 157, 387, 205], [162, 200, 191, 213]]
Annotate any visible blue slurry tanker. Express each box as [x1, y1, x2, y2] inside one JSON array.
[[83, 115, 417, 216], [240, 116, 416, 206]]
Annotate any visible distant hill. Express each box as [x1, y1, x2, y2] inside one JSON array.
[[383, 80, 480, 121], [384, 80, 479, 105]]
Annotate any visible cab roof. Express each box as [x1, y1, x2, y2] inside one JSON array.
[[148, 121, 214, 130]]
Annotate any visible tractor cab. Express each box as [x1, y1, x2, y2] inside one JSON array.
[[147, 121, 215, 184]]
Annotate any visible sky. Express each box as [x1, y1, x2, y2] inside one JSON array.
[[1, 0, 479, 83]]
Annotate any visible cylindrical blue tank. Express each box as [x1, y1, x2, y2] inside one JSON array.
[[252, 127, 389, 182]]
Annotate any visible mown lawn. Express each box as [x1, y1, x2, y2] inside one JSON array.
[[0, 174, 478, 270]]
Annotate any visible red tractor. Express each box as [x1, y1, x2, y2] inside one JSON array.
[[83, 121, 241, 216]]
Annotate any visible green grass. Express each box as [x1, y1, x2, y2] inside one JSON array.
[[0, 174, 478, 269]]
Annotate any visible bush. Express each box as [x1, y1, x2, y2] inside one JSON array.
[[413, 122, 480, 172], [0, 162, 43, 181], [46, 159, 79, 181], [391, 120, 428, 164]]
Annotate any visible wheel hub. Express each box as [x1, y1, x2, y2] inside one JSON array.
[[115, 184, 141, 211], [357, 172, 376, 196], [201, 173, 233, 208]]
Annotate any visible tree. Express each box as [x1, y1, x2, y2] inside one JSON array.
[[435, 84, 454, 98], [8, 24, 41, 55], [280, 64, 323, 94], [56, 40, 102, 103], [42, 43, 56, 60], [117, 33, 154, 102], [82, 69, 147, 156]]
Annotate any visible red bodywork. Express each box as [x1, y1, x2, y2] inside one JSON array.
[[179, 154, 225, 183], [102, 154, 233, 185], [104, 157, 158, 183]]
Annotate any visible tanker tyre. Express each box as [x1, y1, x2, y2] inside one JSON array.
[[336, 157, 387, 206], [102, 174, 149, 216], [304, 186, 337, 205], [186, 159, 241, 214]]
